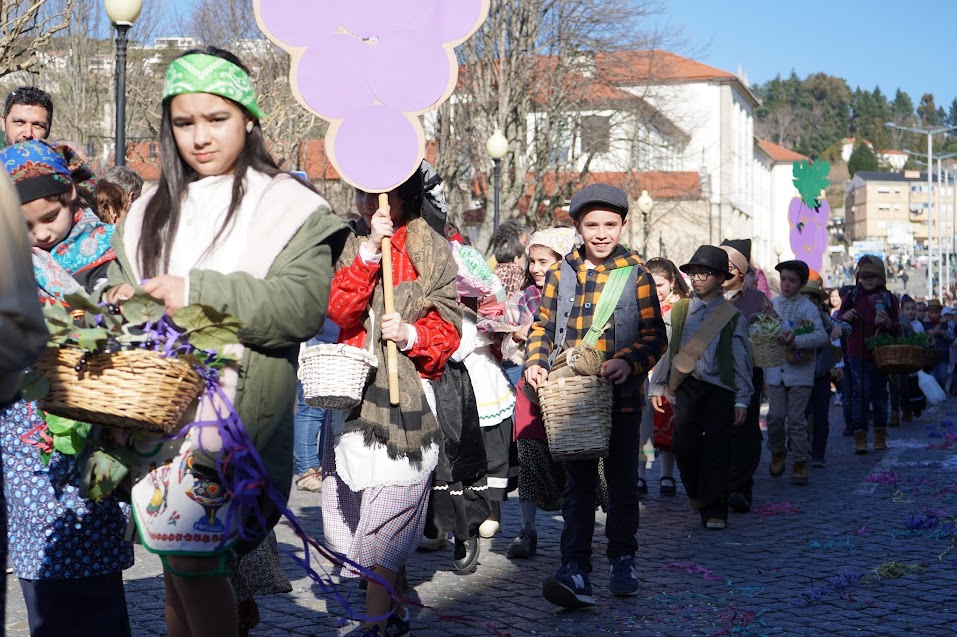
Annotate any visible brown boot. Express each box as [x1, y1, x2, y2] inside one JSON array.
[[889, 411, 900, 427], [874, 427, 888, 450], [854, 430, 868, 454], [791, 461, 809, 485], [769, 452, 787, 477]]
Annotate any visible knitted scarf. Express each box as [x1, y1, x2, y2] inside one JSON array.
[[338, 217, 462, 462], [33, 208, 115, 301]]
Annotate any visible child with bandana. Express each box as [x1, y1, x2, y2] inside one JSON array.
[[0, 140, 133, 636], [105, 48, 346, 637]]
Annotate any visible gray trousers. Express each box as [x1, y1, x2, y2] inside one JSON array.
[[766, 384, 813, 462]]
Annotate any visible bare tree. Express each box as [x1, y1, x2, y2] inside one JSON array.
[[433, 0, 670, 243], [0, 0, 72, 78]]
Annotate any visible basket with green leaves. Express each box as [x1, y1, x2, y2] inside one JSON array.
[[866, 331, 932, 374], [22, 292, 242, 434], [749, 314, 786, 368]]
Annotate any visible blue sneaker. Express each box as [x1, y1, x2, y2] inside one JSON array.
[[608, 555, 639, 596], [543, 562, 596, 609], [384, 607, 411, 637]]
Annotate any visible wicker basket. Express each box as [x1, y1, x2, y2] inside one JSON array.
[[750, 333, 786, 368], [34, 347, 205, 433], [873, 344, 931, 374], [299, 337, 377, 410], [539, 375, 614, 462]]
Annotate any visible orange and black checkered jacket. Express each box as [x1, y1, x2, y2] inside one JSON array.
[[525, 245, 667, 411]]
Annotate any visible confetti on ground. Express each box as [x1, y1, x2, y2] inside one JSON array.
[[751, 502, 800, 516], [661, 562, 723, 581], [808, 537, 855, 550]]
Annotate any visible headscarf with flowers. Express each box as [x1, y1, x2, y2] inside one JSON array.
[[0, 140, 113, 301]]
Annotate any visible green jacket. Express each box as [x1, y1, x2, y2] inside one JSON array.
[[107, 210, 348, 501]]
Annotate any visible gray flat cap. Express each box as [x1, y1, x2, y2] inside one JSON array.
[[568, 183, 629, 220]]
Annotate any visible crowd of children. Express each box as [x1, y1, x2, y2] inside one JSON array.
[[7, 46, 957, 637]]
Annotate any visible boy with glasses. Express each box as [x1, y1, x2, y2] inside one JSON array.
[[650, 246, 753, 530]]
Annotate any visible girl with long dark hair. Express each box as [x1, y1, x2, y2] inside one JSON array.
[[106, 48, 346, 637]]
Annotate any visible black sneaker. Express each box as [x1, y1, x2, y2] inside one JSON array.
[[728, 492, 751, 513], [385, 607, 411, 637], [637, 478, 649, 497], [608, 555, 639, 597], [506, 527, 538, 559], [543, 562, 595, 609], [811, 457, 826, 468]]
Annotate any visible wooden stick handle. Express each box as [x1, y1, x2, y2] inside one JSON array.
[[379, 193, 400, 406]]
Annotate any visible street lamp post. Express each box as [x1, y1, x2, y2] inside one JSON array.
[[774, 243, 784, 265], [637, 189, 654, 259], [486, 129, 508, 233], [887, 122, 957, 299], [105, 0, 142, 168], [903, 148, 957, 299]]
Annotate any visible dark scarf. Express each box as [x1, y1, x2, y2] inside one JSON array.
[[338, 217, 462, 462]]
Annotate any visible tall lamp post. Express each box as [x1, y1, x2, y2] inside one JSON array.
[[105, 0, 142, 168], [486, 129, 508, 233], [636, 189, 654, 258], [902, 149, 957, 299], [887, 122, 957, 298]]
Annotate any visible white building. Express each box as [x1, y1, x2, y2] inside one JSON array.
[[753, 139, 809, 268]]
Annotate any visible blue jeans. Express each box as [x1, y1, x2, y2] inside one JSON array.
[[294, 325, 339, 475], [847, 357, 888, 433]]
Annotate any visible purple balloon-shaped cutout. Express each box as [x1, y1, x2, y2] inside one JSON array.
[[258, 1, 344, 47], [333, 106, 420, 191], [368, 31, 453, 112], [297, 36, 376, 120], [788, 196, 830, 272], [338, 0, 436, 39], [434, 0, 488, 42]]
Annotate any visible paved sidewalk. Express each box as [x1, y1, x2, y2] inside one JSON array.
[[7, 398, 957, 636]]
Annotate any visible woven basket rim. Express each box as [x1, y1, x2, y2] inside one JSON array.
[[300, 342, 378, 366]]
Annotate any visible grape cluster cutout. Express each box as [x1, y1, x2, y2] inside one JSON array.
[[255, 0, 489, 191]]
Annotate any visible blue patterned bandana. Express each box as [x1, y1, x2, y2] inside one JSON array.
[[0, 140, 73, 203]]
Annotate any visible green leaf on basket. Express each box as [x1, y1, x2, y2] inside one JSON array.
[[63, 292, 104, 315], [76, 327, 109, 352], [188, 325, 241, 351], [42, 302, 72, 324], [20, 369, 50, 401], [121, 292, 166, 325], [44, 413, 77, 434]]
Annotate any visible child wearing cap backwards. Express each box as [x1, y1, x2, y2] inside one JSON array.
[[764, 260, 828, 485], [650, 246, 753, 530], [525, 183, 667, 609], [719, 238, 774, 513], [838, 256, 901, 453]]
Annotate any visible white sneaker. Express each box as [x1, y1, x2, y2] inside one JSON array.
[[479, 519, 500, 538]]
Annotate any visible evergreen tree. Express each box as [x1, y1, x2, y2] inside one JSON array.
[[918, 93, 939, 125], [948, 98, 957, 127], [848, 142, 879, 177], [892, 89, 915, 119]]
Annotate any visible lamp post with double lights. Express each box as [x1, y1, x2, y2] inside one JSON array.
[[903, 148, 957, 299], [486, 129, 508, 233], [105, 0, 142, 168], [636, 189, 654, 259], [887, 122, 957, 298]]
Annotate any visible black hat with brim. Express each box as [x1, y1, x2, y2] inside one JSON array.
[[720, 238, 752, 263], [680, 245, 734, 281]]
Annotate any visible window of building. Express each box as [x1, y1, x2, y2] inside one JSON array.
[[581, 115, 611, 155], [877, 187, 890, 194]]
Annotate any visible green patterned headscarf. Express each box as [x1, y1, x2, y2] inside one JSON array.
[[162, 53, 264, 119]]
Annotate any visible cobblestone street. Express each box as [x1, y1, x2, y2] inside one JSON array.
[[7, 399, 957, 636]]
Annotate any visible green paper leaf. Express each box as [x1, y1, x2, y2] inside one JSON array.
[[792, 160, 831, 209], [63, 292, 104, 315], [44, 413, 77, 434], [76, 327, 109, 352], [189, 326, 241, 351], [121, 292, 166, 325], [20, 369, 50, 401], [42, 302, 72, 324]]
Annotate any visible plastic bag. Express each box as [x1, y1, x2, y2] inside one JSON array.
[[917, 370, 946, 406]]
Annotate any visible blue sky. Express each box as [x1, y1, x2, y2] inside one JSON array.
[[160, 0, 953, 107], [664, 1, 953, 106]]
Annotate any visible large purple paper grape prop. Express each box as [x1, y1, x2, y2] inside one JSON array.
[[255, 0, 490, 192], [788, 160, 831, 272]]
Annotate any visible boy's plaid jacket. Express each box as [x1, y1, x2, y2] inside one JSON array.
[[525, 245, 667, 411]]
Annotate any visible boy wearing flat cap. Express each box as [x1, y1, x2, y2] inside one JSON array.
[[765, 260, 829, 484], [525, 183, 667, 609], [650, 245, 753, 530]]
